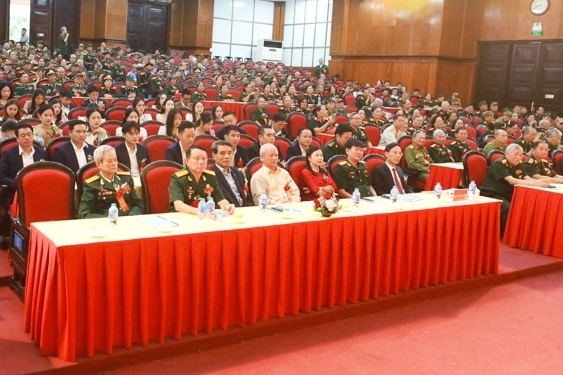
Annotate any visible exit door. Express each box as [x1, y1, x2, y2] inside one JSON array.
[[126, 2, 169, 52]]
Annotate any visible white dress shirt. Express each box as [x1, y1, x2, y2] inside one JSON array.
[[72, 141, 88, 169], [19, 146, 35, 167], [127, 143, 141, 177]]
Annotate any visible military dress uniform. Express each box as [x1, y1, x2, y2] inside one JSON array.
[[428, 143, 454, 163], [99, 86, 120, 97], [216, 93, 234, 101], [164, 83, 182, 97], [78, 171, 144, 218], [448, 141, 471, 162], [14, 82, 35, 96], [333, 160, 374, 197], [404, 145, 432, 181], [278, 107, 295, 118], [314, 64, 328, 78], [191, 91, 208, 102], [523, 155, 556, 178], [351, 126, 369, 146], [406, 126, 424, 136], [168, 168, 225, 212], [547, 142, 560, 158], [119, 85, 142, 99], [304, 93, 319, 106], [70, 83, 87, 97], [149, 76, 166, 94], [515, 138, 533, 154], [41, 82, 62, 96], [322, 139, 345, 162]]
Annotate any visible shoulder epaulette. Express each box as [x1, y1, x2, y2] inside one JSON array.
[[175, 170, 188, 177], [203, 169, 215, 176], [407, 145, 414, 149], [501, 159, 507, 165], [430, 144, 437, 148], [339, 161, 347, 165], [85, 175, 99, 183], [116, 171, 130, 175], [359, 160, 366, 164], [527, 158, 535, 164]]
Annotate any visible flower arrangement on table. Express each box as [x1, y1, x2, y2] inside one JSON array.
[[313, 193, 341, 217]]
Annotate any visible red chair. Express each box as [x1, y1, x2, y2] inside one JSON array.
[[266, 103, 280, 118], [239, 134, 256, 149], [476, 124, 489, 140], [287, 113, 308, 139], [487, 150, 505, 165], [204, 87, 218, 100], [334, 114, 348, 125], [146, 99, 157, 108], [45, 136, 70, 160], [144, 107, 159, 120], [17, 94, 32, 109], [362, 154, 386, 175], [242, 103, 257, 120], [274, 136, 292, 160], [106, 107, 127, 121], [328, 155, 347, 176], [466, 137, 478, 151], [100, 136, 125, 148], [142, 135, 175, 162], [140, 160, 183, 214], [344, 105, 357, 114], [60, 123, 70, 135], [0, 138, 42, 157], [245, 157, 263, 185], [212, 123, 225, 135], [17, 118, 41, 127], [111, 99, 133, 108], [101, 120, 122, 136], [552, 150, 563, 175], [464, 125, 477, 140], [483, 135, 495, 145], [286, 156, 307, 197], [68, 107, 87, 120], [9, 162, 75, 300], [363, 123, 380, 146], [76, 161, 130, 200], [343, 94, 356, 106], [227, 88, 241, 101], [141, 120, 164, 136], [63, 80, 74, 90], [238, 121, 260, 140], [463, 151, 488, 188], [193, 134, 219, 158], [507, 136, 516, 145], [471, 117, 481, 127]]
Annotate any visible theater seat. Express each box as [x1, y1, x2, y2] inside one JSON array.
[[141, 160, 183, 214], [286, 156, 306, 198], [193, 134, 219, 158], [463, 151, 488, 188], [142, 135, 176, 162]]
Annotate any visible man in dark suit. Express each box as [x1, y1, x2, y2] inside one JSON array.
[[222, 125, 248, 168], [0, 124, 47, 206], [286, 128, 313, 161], [211, 140, 252, 207], [115, 121, 150, 177], [165, 121, 196, 166], [271, 113, 291, 140], [52, 120, 96, 173], [81, 85, 110, 117], [370, 142, 413, 196], [247, 126, 281, 161]]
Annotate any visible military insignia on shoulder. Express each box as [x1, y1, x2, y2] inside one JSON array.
[[407, 145, 414, 149], [204, 169, 216, 176], [85, 175, 100, 183], [117, 171, 131, 175], [430, 144, 437, 148], [359, 160, 366, 164], [175, 170, 188, 177], [501, 159, 507, 165], [339, 161, 347, 165]]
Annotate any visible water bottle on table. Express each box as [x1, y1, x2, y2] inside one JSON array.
[[352, 188, 361, 213], [390, 185, 398, 203], [197, 197, 206, 220], [206, 197, 215, 220], [468, 180, 476, 201], [434, 182, 442, 200], [108, 203, 118, 234], [259, 192, 268, 212]]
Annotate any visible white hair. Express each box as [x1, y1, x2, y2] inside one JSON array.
[[93, 145, 115, 163], [259, 143, 278, 157]]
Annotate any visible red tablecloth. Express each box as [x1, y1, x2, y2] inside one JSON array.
[[425, 163, 464, 191], [504, 186, 563, 257], [25, 203, 499, 361], [202, 101, 245, 121]]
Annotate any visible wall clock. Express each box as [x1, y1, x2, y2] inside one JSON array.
[[531, 0, 549, 15]]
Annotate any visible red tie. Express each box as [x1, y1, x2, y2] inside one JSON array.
[[392, 168, 405, 194]]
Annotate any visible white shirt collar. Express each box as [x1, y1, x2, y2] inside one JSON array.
[[71, 141, 86, 152], [19, 146, 35, 156]]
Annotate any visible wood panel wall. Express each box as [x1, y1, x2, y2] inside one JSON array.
[[0, 0, 9, 43], [170, 0, 213, 56]]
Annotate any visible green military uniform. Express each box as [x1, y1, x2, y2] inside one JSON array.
[[168, 168, 225, 212], [14, 82, 35, 96], [241, 91, 257, 103], [351, 126, 369, 146], [251, 108, 269, 125], [191, 91, 208, 102], [314, 64, 328, 78], [149, 76, 166, 94], [111, 63, 125, 80], [83, 53, 95, 69], [137, 71, 150, 94], [99, 86, 120, 97], [217, 93, 234, 101], [119, 85, 142, 99], [295, 107, 311, 117], [70, 83, 87, 97], [87, 70, 101, 81], [404, 145, 432, 173], [355, 94, 367, 110], [547, 142, 560, 158], [304, 93, 319, 105], [481, 157, 527, 202], [482, 140, 507, 156], [523, 155, 556, 178], [164, 83, 182, 97], [78, 171, 144, 218], [448, 141, 471, 162], [406, 126, 424, 136], [333, 160, 373, 197], [307, 116, 327, 133], [428, 143, 453, 163], [40, 82, 62, 96], [322, 139, 345, 162], [515, 137, 533, 154], [278, 107, 295, 118], [438, 110, 451, 119]]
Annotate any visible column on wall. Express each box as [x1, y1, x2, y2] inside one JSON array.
[[80, 0, 127, 48], [170, 0, 214, 58]]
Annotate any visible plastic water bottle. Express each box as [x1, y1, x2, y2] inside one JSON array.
[[390, 185, 398, 203], [197, 197, 206, 220], [352, 188, 361, 213], [434, 182, 442, 200], [108, 203, 118, 224], [259, 192, 268, 212], [206, 197, 215, 220], [468, 180, 476, 201]]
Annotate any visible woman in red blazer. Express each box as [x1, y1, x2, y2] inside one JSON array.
[[300, 146, 338, 201]]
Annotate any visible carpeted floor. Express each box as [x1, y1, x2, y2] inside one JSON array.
[[101, 270, 563, 375]]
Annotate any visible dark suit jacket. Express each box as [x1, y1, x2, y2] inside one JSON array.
[[115, 142, 150, 171], [234, 145, 249, 168], [215, 127, 246, 141], [370, 163, 413, 196], [165, 141, 184, 165], [211, 164, 252, 207], [0, 146, 47, 205], [285, 141, 305, 161], [52, 141, 96, 173]]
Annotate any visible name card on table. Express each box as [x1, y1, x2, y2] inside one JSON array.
[[442, 188, 469, 203]]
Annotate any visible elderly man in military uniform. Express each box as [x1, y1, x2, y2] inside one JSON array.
[[137, 63, 152, 95], [314, 58, 328, 78], [404, 130, 432, 182], [70, 74, 87, 97], [164, 75, 182, 97], [428, 129, 454, 163], [191, 81, 208, 102], [169, 145, 236, 215], [545, 128, 562, 158], [481, 143, 549, 234], [78, 145, 144, 218], [523, 140, 563, 182], [333, 138, 376, 198], [448, 127, 472, 162], [149, 69, 166, 96], [322, 123, 354, 162], [348, 112, 371, 147], [119, 76, 142, 100], [482, 129, 508, 156], [14, 72, 34, 95], [111, 57, 125, 81], [40, 69, 62, 96], [515, 126, 538, 154]]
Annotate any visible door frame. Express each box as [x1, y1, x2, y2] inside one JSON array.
[[127, 0, 171, 52]]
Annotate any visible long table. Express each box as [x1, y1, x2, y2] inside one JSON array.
[[425, 163, 465, 191], [24, 195, 500, 361], [504, 185, 563, 257]]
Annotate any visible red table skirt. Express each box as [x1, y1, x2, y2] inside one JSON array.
[[25, 204, 499, 361], [203, 101, 244, 121], [504, 186, 563, 257], [425, 164, 463, 191]]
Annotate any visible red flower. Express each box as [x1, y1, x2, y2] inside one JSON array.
[[284, 183, 291, 191], [313, 199, 321, 208], [191, 200, 200, 208]]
